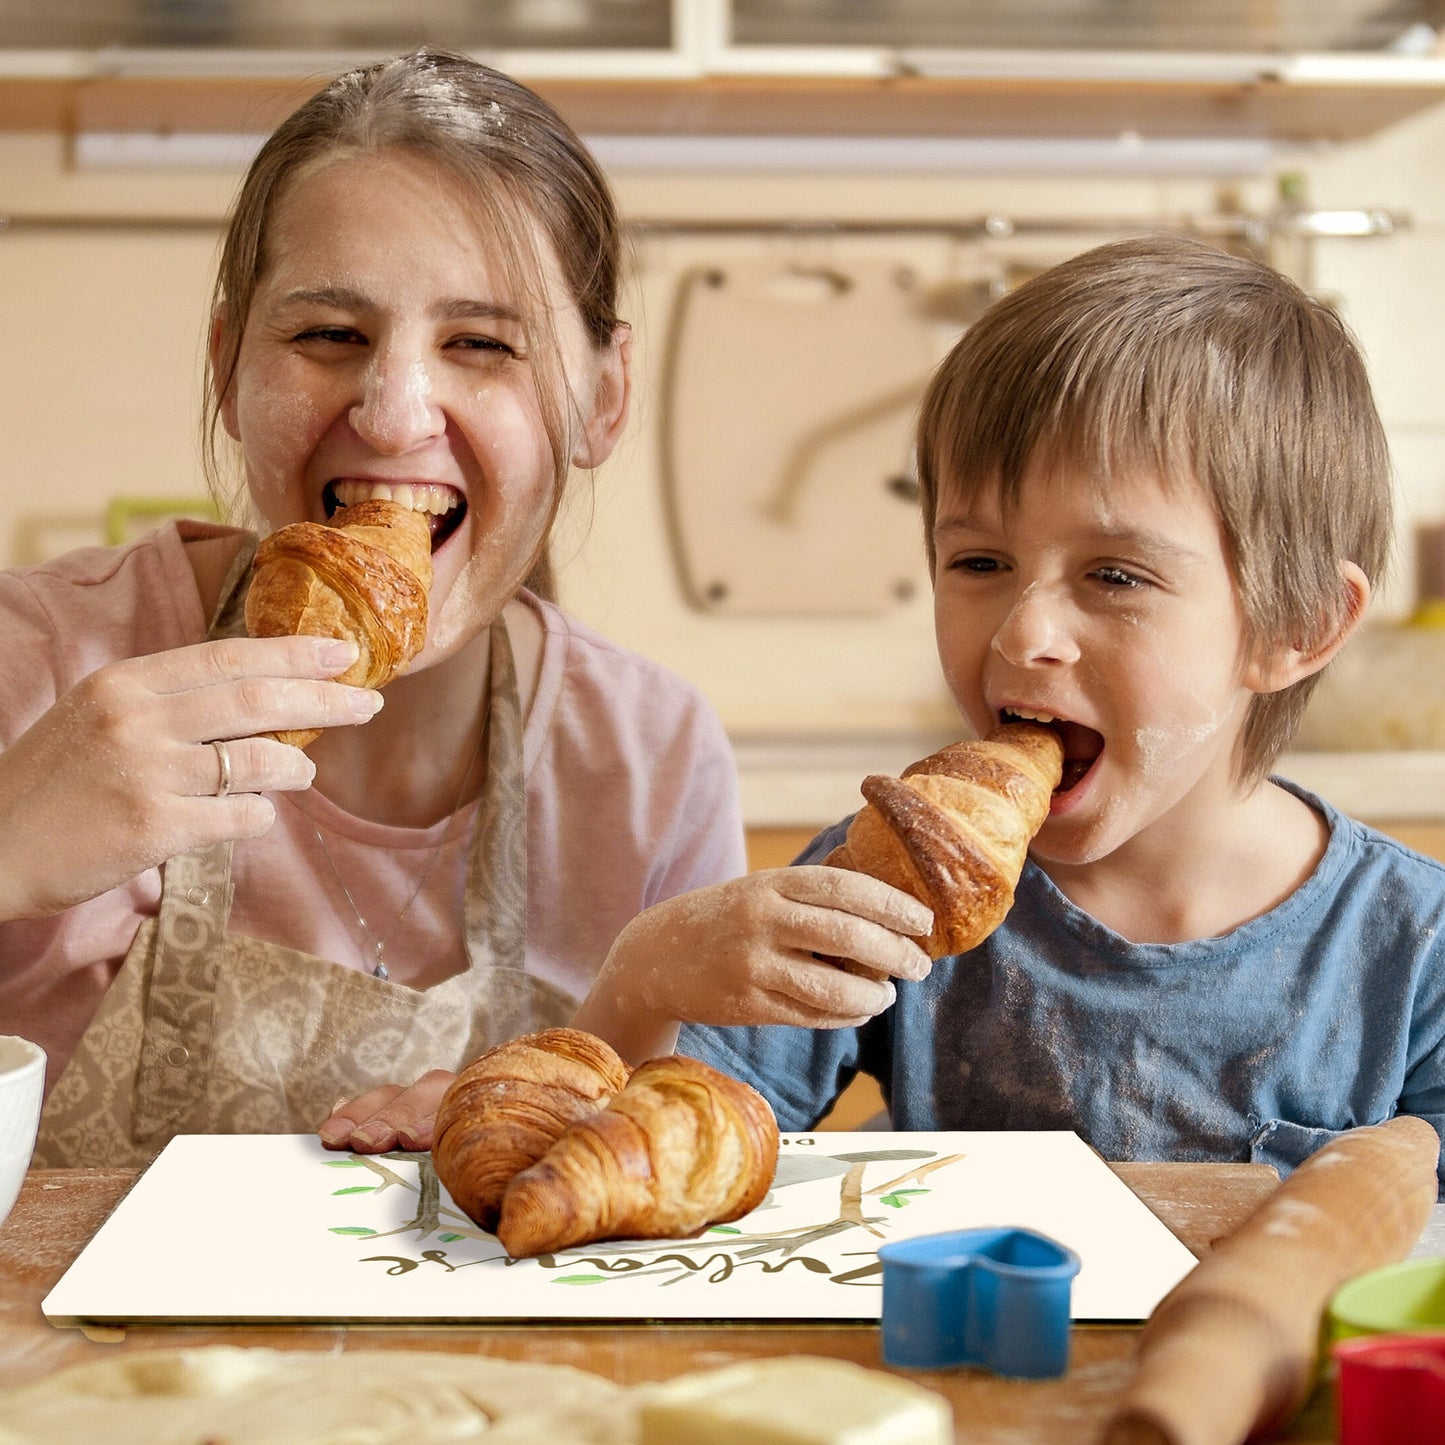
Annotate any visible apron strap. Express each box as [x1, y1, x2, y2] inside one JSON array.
[[130, 538, 255, 1140], [463, 615, 527, 969], [131, 841, 234, 1141]]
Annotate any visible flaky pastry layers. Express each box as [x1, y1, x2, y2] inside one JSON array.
[[827, 721, 1063, 957], [432, 1028, 631, 1234], [431, 1028, 780, 1258], [497, 1052, 780, 1258], [244, 499, 433, 747]]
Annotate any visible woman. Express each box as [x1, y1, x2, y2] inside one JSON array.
[[3, 49, 743, 1167]]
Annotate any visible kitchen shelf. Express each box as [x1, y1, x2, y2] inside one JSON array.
[[3, 65, 1445, 144]]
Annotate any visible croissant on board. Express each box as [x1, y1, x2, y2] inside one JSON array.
[[495, 1052, 780, 1259], [431, 1028, 631, 1233], [826, 721, 1063, 958], [244, 498, 433, 747]]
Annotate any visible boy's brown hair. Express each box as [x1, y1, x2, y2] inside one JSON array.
[[916, 231, 1393, 784]]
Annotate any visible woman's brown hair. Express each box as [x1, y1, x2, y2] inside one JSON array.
[[203, 48, 626, 599]]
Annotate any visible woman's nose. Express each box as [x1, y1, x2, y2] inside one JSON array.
[[991, 583, 1081, 667], [348, 349, 445, 452]]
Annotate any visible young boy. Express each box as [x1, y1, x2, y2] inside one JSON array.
[[577, 232, 1445, 1189], [350, 234, 1445, 1189]]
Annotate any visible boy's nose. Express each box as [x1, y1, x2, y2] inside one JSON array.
[[348, 350, 445, 453], [991, 584, 1081, 668]]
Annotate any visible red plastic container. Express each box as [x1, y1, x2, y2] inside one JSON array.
[[1333, 1334, 1445, 1444]]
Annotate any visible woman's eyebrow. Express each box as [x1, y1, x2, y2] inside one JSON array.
[[432, 297, 524, 324], [276, 287, 522, 324]]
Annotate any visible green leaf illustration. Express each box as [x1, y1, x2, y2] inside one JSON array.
[[323, 1158, 368, 1167], [329, 1225, 380, 1236], [553, 1273, 610, 1286], [331, 1185, 377, 1196], [437, 1233, 464, 1243], [706, 1225, 742, 1235], [879, 1188, 929, 1209]]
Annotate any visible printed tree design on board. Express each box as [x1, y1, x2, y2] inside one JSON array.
[[325, 1147, 965, 1288]]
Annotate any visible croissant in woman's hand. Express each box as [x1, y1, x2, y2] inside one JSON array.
[[244, 498, 433, 747], [431, 1028, 630, 1233], [827, 721, 1062, 958], [496, 1052, 780, 1259]]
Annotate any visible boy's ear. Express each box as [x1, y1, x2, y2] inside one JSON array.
[[571, 323, 632, 469], [209, 310, 241, 442], [1244, 560, 1371, 694]]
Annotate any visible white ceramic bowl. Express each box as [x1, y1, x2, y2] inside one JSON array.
[[0, 1036, 45, 1232]]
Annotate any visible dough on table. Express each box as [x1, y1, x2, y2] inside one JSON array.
[[637, 1356, 953, 1445], [0, 1347, 631, 1444], [0, 1346, 952, 1445]]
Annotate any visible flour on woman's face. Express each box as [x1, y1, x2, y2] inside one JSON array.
[[223, 147, 601, 670]]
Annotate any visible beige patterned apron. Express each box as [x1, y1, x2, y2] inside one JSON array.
[[35, 544, 570, 1168]]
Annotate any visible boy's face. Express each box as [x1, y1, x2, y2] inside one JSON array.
[[931, 458, 1266, 867]]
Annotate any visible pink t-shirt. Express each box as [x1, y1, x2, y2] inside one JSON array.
[[0, 523, 746, 1089]]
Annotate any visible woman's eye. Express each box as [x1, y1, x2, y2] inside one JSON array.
[[294, 325, 364, 346], [453, 334, 519, 358]]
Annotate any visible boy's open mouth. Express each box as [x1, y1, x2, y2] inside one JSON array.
[[325, 479, 467, 552], [1000, 708, 1103, 793]]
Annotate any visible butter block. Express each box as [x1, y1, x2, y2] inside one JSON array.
[[636, 1355, 952, 1445]]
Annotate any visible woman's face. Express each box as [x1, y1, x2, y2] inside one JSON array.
[[219, 147, 626, 664]]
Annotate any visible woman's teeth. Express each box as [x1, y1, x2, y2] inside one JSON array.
[[331, 479, 459, 517], [1004, 708, 1060, 724]]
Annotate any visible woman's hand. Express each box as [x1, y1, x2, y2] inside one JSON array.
[[319, 1070, 456, 1153], [573, 866, 935, 1064], [0, 634, 382, 922], [318, 870, 932, 1149]]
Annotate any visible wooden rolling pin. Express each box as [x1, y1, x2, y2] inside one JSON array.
[[1101, 1115, 1441, 1445]]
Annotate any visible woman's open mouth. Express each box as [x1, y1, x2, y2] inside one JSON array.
[[325, 479, 467, 552], [1000, 708, 1104, 793]]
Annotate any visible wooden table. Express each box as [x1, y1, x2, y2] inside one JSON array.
[[0, 1160, 1339, 1443]]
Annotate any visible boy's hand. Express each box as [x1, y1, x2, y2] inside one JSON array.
[[575, 867, 934, 1062]]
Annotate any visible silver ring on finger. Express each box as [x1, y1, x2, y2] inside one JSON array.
[[211, 739, 233, 798]]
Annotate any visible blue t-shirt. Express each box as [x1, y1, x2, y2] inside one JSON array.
[[682, 781, 1445, 1191]]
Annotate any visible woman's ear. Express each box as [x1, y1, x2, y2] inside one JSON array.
[[209, 310, 241, 442], [1244, 560, 1372, 694], [571, 323, 632, 469]]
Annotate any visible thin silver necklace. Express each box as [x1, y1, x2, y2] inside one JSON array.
[[302, 717, 488, 981]]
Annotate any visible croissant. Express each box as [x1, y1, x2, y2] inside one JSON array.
[[827, 721, 1062, 958], [431, 1028, 630, 1233], [244, 498, 433, 747], [496, 1052, 780, 1259]]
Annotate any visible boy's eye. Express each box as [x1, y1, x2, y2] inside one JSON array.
[[950, 554, 1002, 575], [1092, 565, 1146, 589]]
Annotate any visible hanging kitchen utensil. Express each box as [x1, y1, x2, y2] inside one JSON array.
[[660, 257, 941, 615]]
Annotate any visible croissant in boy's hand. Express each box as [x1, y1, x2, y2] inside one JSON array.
[[244, 498, 433, 748], [827, 722, 1063, 958], [430, 1028, 780, 1258]]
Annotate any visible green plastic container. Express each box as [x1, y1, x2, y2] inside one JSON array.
[[1328, 1258, 1445, 1344]]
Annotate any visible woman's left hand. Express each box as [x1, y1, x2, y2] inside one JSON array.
[[318, 1068, 456, 1152]]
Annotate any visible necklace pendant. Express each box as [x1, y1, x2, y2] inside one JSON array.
[[373, 946, 389, 982]]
